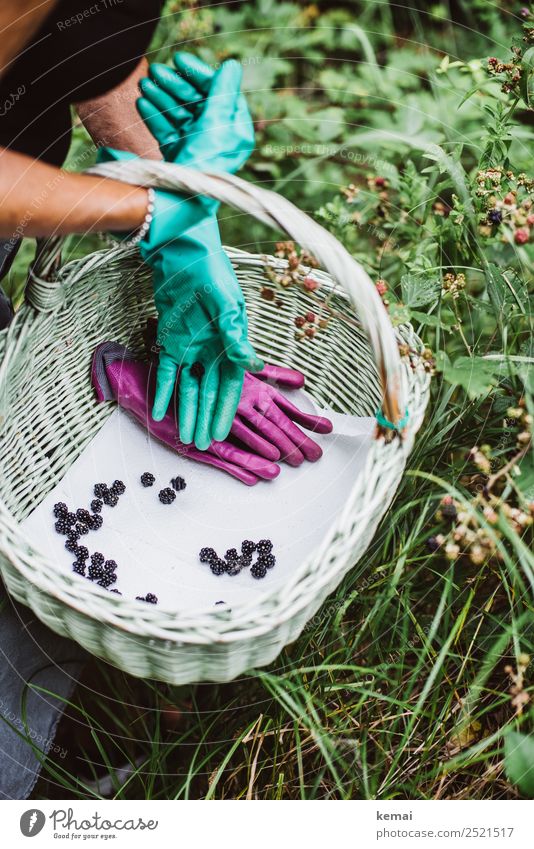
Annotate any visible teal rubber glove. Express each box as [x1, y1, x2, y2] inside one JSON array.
[[136, 54, 254, 179], [98, 60, 262, 449]]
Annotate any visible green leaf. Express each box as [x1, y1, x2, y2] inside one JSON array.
[[401, 273, 441, 308], [410, 309, 454, 329], [515, 453, 534, 502], [442, 356, 502, 399], [485, 263, 527, 318], [519, 46, 534, 108], [504, 732, 534, 797]]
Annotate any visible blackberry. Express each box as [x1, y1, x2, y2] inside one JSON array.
[[90, 498, 103, 514], [103, 491, 118, 507], [145, 593, 158, 604], [66, 529, 80, 543], [199, 547, 217, 564], [170, 476, 186, 492], [65, 539, 79, 554], [258, 553, 276, 569], [55, 519, 69, 535], [225, 548, 239, 562], [427, 536, 441, 553], [75, 522, 89, 536], [158, 487, 176, 504], [241, 540, 256, 557], [65, 512, 77, 526], [88, 514, 103, 531], [250, 562, 267, 579], [76, 545, 89, 561], [98, 573, 117, 588], [441, 502, 457, 521], [93, 483, 108, 498], [76, 508, 91, 524], [103, 559, 117, 574], [91, 552, 105, 567], [240, 555, 252, 568], [72, 563, 86, 576], [109, 589, 122, 595], [53, 502, 68, 519], [210, 558, 226, 576], [256, 539, 273, 556], [88, 562, 104, 580], [141, 472, 155, 487], [111, 479, 126, 495]]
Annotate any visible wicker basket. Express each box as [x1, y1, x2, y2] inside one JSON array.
[[0, 161, 430, 684]]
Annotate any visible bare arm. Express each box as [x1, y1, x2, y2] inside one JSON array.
[[0, 148, 148, 238], [75, 58, 161, 159]]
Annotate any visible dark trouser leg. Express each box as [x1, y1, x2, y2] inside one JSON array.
[[0, 583, 86, 799]]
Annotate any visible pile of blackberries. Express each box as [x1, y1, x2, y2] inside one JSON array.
[[199, 539, 276, 580], [53, 478, 158, 603]]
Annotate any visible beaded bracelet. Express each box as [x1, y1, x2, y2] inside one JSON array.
[[107, 187, 155, 248], [375, 407, 409, 431]]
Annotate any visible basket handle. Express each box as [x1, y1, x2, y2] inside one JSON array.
[[83, 160, 408, 429]]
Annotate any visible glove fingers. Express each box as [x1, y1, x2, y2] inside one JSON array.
[[178, 365, 200, 444], [209, 440, 280, 480], [254, 363, 305, 389], [139, 78, 192, 126], [211, 360, 244, 443], [152, 356, 178, 421], [149, 62, 205, 110], [195, 361, 221, 450], [243, 407, 305, 467], [201, 61, 242, 125], [264, 404, 323, 462], [172, 52, 215, 94], [230, 415, 281, 461], [273, 392, 334, 434], [136, 97, 181, 150]]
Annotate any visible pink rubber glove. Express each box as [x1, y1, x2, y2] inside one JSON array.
[[234, 365, 333, 466], [92, 343, 333, 484], [92, 343, 279, 486]]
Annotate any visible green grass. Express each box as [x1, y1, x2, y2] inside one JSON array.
[[4, 0, 532, 799]]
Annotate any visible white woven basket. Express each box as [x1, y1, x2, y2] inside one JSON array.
[[0, 161, 430, 684]]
